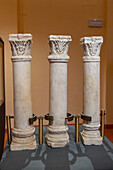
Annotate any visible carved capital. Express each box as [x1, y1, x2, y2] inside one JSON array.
[[80, 36, 103, 56], [49, 35, 72, 55], [9, 34, 32, 56]]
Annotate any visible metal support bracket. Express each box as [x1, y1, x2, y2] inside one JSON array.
[[37, 116, 44, 145], [29, 114, 44, 145], [6, 115, 14, 145], [74, 114, 81, 143], [29, 114, 38, 125], [100, 109, 106, 116], [65, 113, 74, 122], [81, 112, 92, 121], [100, 109, 106, 140], [45, 113, 54, 121]]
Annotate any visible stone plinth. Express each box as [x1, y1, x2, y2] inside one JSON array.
[[9, 34, 36, 150], [46, 35, 72, 148], [80, 36, 103, 145]]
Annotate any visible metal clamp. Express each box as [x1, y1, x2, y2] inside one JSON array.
[[45, 113, 54, 121], [100, 109, 106, 116], [29, 114, 38, 125], [65, 113, 74, 122], [81, 112, 92, 121]]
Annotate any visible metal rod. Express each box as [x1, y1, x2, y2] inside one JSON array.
[[38, 117, 43, 145], [6, 115, 12, 145], [75, 115, 80, 143], [101, 109, 105, 140]]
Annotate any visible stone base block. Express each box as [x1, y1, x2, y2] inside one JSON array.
[[10, 138, 36, 151], [10, 135, 36, 151], [10, 127, 37, 151], [81, 130, 102, 145], [46, 125, 69, 148]]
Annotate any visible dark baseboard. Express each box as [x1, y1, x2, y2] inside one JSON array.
[[105, 124, 113, 128]]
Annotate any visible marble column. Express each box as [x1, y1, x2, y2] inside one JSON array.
[[46, 35, 72, 148], [80, 36, 103, 145], [9, 34, 36, 150]]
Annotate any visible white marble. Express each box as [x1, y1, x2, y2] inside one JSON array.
[[9, 34, 36, 150], [80, 36, 103, 145], [46, 35, 72, 148]]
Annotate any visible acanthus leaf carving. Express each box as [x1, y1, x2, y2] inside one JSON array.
[[80, 36, 103, 56], [49, 35, 72, 55], [9, 34, 32, 56]]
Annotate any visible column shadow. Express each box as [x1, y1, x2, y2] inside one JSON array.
[[0, 144, 77, 170], [1, 126, 113, 170]]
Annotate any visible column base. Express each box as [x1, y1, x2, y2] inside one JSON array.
[[10, 127, 37, 151], [81, 130, 102, 145], [45, 125, 69, 148]]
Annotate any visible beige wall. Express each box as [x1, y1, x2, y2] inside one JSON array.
[[1, 0, 113, 125], [19, 0, 106, 124], [0, 0, 17, 116], [106, 0, 113, 124]]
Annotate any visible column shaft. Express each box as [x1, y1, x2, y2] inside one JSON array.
[[84, 59, 100, 125], [50, 63, 67, 125], [13, 61, 32, 129]]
